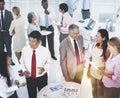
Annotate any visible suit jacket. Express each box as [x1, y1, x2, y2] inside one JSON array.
[[4, 9, 13, 32], [59, 35, 84, 80]]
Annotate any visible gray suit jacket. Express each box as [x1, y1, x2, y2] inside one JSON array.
[[59, 35, 84, 80]]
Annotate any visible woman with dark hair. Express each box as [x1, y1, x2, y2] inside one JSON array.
[[87, 29, 110, 98], [99, 37, 120, 98], [57, 3, 72, 42], [0, 52, 26, 98]]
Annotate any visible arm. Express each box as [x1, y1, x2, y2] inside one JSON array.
[[9, 21, 15, 36], [59, 41, 70, 81], [60, 14, 72, 33], [20, 48, 30, 78]]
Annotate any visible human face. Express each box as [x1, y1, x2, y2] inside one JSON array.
[[0, 2, 5, 11], [32, 13, 37, 22], [107, 43, 118, 54], [70, 28, 80, 39], [29, 37, 40, 49], [95, 32, 105, 44], [42, 2, 48, 9]]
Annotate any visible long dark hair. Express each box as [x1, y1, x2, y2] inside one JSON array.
[[0, 52, 11, 87], [96, 29, 109, 60]]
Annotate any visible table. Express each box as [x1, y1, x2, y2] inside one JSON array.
[[37, 81, 81, 98]]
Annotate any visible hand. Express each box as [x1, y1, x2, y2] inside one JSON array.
[[65, 76, 71, 81], [57, 25, 61, 30], [23, 70, 30, 78], [37, 67, 45, 74], [14, 80, 19, 85], [17, 82, 26, 88], [98, 69, 105, 75], [98, 66, 105, 70], [44, 9, 49, 15]]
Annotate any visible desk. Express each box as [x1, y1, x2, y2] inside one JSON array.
[[37, 82, 81, 98]]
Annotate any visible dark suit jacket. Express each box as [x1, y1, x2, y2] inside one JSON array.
[[4, 9, 13, 32], [59, 35, 84, 80]]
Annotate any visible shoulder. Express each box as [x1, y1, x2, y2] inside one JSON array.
[[22, 46, 30, 52]]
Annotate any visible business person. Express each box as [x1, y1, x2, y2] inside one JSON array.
[[87, 29, 110, 98], [0, 52, 26, 98], [27, 12, 40, 35], [59, 24, 85, 84], [36, 0, 57, 60], [9, 6, 26, 63], [99, 37, 120, 98], [0, 0, 14, 65], [20, 31, 51, 98], [57, 3, 72, 42]]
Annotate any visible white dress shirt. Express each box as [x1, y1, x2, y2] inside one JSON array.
[[36, 6, 55, 27], [60, 12, 72, 34], [20, 44, 51, 77], [27, 23, 40, 35], [81, 0, 91, 10], [0, 66, 18, 98]]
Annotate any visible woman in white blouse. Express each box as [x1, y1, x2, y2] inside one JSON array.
[[0, 52, 26, 98], [9, 6, 26, 63], [27, 12, 40, 35]]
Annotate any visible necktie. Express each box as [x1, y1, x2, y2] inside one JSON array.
[[74, 40, 80, 65], [61, 15, 63, 26], [45, 14, 49, 28], [1, 11, 5, 30], [31, 50, 36, 78]]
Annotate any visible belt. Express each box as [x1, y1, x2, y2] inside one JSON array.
[[82, 9, 90, 11]]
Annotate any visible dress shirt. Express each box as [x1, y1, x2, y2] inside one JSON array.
[[60, 12, 72, 34], [69, 36, 83, 62], [63, 0, 75, 16], [0, 66, 18, 98], [36, 6, 55, 27], [81, 0, 91, 10], [102, 53, 120, 88], [27, 24, 40, 35], [20, 44, 51, 78]]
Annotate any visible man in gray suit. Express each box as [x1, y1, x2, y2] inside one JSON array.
[[59, 24, 85, 83], [0, 0, 14, 64]]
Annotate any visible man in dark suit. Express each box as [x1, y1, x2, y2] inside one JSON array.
[[60, 24, 85, 84], [0, 0, 14, 65]]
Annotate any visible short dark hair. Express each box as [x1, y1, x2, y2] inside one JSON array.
[[41, 0, 47, 4], [28, 31, 42, 41], [59, 3, 68, 12]]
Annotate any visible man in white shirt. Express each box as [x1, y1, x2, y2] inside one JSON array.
[[20, 31, 51, 98], [36, 0, 57, 60]]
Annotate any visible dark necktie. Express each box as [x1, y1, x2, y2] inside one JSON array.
[[61, 15, 63, 26], [74, 40, 80, 65], [1, 11, 5, 30], [31, 50, 36, 78]]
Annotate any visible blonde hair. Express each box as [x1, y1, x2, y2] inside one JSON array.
[[12, 6, 20, 16], [108, 37, 120, 53]]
